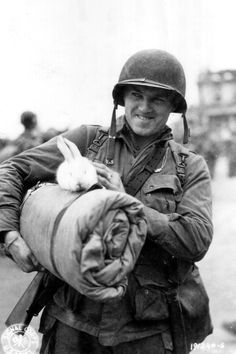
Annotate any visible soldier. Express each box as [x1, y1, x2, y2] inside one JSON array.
[[0, 111, 42, 163], [0, 49, 213, 353], [14, 111, 43, 153]]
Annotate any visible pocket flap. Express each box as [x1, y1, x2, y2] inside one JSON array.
[[143, 174, 182, 194]]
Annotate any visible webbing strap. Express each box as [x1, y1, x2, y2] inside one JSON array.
[[87, 129, 169, 196], [49, 194, 84, 277], [175, 153, 188, 187], [87, 129, 188, 194], [166, 289, 189, 354], [87, 130, 108, 155], [124, 143, 167, 196], [168, 141, 188, 187], [50, 184, 102, 277]]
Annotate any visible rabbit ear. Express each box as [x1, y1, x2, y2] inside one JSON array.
[[57, 135, 82, 162], [63, 138, 83, 159]]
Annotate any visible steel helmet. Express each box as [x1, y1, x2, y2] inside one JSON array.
[[112, 49, 187, 113], [106, 49, 189, 165]]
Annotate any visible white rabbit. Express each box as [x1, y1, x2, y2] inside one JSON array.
[[56, 135, 98, 192]]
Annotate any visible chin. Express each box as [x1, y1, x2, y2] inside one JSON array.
[[133, 127, 156, 137], [132, 128, 146, 136]]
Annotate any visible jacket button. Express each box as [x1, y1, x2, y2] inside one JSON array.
[[144, 289, 149, 295], [149, 185, 154, 189]]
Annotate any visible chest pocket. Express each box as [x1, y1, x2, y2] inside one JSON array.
[[141, 174, 183, 213]]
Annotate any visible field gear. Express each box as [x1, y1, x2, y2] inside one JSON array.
[[40, 321, 173, 354], [0, 118, 213, 350], [87, 124, 188, 189], [6, 272, 61, 328], [87, 122, 212, 352]]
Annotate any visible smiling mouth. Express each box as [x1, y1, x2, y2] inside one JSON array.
[[135, 114, 154, 120]]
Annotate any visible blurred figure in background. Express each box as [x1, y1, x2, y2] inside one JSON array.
[[0, 111, 43, 163], [14, 111, 43, 153], [0, 111, 65, 164]]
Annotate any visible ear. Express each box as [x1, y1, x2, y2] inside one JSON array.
[[63, 137, 82, 159], [57, 135, 81, 162]]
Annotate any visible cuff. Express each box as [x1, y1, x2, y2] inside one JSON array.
[[143, 205, 169, 238], [143, 206, 180, 242]]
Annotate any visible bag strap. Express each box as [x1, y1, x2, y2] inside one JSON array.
[[168, 140, 189, 188], [125, 139, 190, 196], [86, 128, 169, 196], [85, 126, 109, 159], [124, 142, 168, 196], [86, 129, 189, 193]]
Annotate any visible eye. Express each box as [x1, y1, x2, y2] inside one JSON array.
[[131, 91, 143, 99], [153, 97, 168, 104]]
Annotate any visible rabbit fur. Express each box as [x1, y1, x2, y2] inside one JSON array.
[[56, 135, 98, 192]]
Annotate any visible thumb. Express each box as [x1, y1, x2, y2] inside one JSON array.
[[30, 253, 45, 271]]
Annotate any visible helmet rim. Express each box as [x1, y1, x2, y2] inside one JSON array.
[[112, 49, 187, 114], [112, 79, 187, 113]]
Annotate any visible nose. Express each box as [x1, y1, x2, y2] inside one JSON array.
[[138, 98, 153, 113]]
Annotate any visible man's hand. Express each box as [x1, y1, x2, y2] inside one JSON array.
[[92, 162, 125, 192], [4, 231, 44, 273]]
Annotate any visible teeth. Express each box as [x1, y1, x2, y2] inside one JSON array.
[[136, 115, 151, 120]]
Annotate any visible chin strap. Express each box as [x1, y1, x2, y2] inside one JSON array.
[[182, 113, 190, 144], [106, 102, 117, 165], [106, 106, 190, 162]]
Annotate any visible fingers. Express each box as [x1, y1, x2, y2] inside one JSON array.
[[30, 253, 45, 272], [92, 162, 125, 192], [97, 175, 112, 189], [14, 253, 37, 273], [5, 231, 42, 273], [93, 162, 112, 181], [11, 251, 38, 273]]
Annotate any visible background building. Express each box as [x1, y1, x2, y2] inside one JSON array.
[[198, 70, 236, 136], [183, 69, 236, 178]]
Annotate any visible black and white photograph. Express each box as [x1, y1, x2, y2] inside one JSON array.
[[0, 1, 236, 353]]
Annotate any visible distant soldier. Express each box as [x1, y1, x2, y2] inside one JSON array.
[[0, 111, 43, 163], [14, 111, 43, 153]]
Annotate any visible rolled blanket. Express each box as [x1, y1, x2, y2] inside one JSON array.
[[20, 184, 147, 302]]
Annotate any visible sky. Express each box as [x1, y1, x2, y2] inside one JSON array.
[[0, 0, 236, 138]]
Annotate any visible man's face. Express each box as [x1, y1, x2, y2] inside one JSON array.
[[123, 85, 174, 137]]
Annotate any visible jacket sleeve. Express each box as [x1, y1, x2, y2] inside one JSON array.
[[0, 125, 92, 236], [143, 153, 213, 262]]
